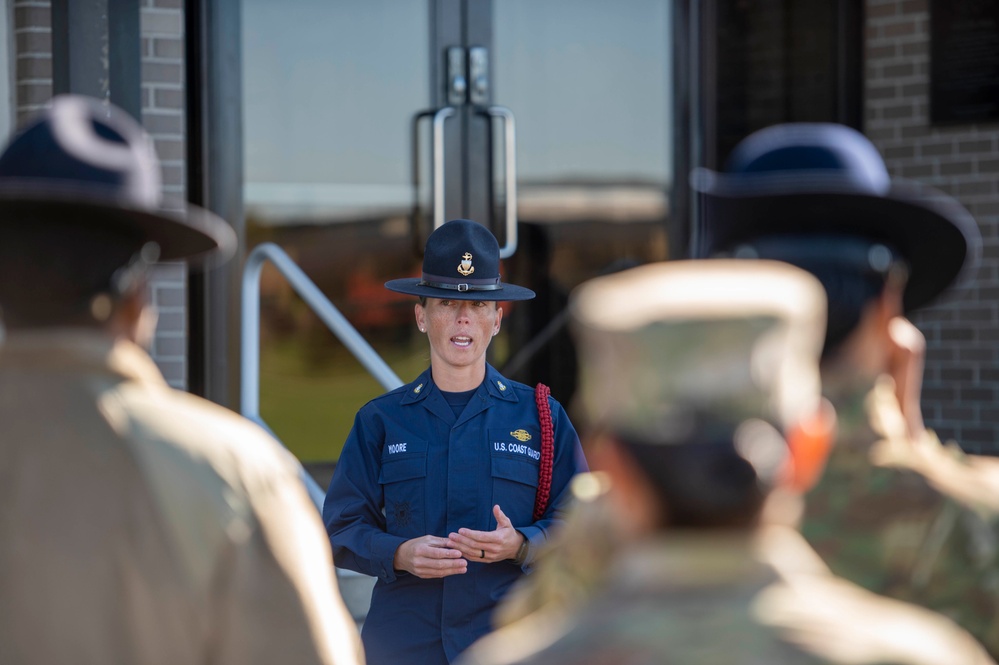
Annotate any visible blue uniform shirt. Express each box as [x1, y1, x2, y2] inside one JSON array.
[[324, 364, 586, 664]]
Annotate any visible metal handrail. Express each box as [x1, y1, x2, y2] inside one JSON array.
[[241, 241, 385, 620], [241, 242, 404, 417], [241, 242, 405, 510]]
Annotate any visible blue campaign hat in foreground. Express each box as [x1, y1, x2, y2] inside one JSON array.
[[0, 94, 235, 263], [385, 219, 535, 301], [692, 122, 980, 311]]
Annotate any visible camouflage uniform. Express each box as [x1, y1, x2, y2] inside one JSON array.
[[462, 524, 994, 665], [482, 260, 995, 664], [802, 377, 999, 654], [492, 473, 620, 628]]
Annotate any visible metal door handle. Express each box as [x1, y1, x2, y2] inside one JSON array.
[[431, 107, 456, 230], [412, 107, 456, 241], [483, 106, 517, 259], [412, 104, 516, 258]]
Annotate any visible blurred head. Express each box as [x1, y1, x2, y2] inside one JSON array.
[[0, 95, 235, 339], [569, 260, 833, 533], [694, 122, 980, 358], [0, 219, 159, 338]]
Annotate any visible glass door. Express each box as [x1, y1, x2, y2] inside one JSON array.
[[241, 0, 675, 474], [398, 0, 677, 407], [242, 0, 449, 478], [473, 1, 674, 399]]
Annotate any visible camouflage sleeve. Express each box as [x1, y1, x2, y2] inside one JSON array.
[[493, 473, 622, 628], [802, 382, 999, 658]]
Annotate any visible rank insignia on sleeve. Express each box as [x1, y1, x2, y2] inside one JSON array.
[[510, 429, 532, 442]]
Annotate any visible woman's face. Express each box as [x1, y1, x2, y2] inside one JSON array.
[[415, 298, 502, 374]]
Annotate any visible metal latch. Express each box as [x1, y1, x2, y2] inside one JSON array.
[[447, 46, 467, 105], [447, 46, 489, 105], [469, 46, 488, 105]]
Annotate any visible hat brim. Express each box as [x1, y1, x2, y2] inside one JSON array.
[[0, 186, 236, 264], [385, 277, 535, 301], [694, 170, 980, 311]]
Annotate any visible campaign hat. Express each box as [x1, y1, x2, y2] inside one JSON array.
[[692, 123, 980, 311], [385, 218, 535, 301], [0, 94, 235, 263], [570, 260, 826, 452]]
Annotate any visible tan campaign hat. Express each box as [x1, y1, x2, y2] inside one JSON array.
[[569, 259, 827, 449]]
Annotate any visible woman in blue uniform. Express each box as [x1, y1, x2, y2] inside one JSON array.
[[323, 219, 586, 665]]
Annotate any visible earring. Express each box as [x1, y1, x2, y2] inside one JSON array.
[[419, 326, 425, 333]]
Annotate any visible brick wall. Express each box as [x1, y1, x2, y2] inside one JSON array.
[[9, 0, 189, 389], [141, 0, 188, 388], [866, 0, 999, 452], [13, 0, 50, 126]]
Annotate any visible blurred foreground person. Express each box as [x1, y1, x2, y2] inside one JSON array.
[[696, 123, 999, 654], [0, 96, 362, 665], [460, 260, 994, 665]]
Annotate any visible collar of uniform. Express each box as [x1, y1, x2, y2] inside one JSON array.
[[609, 525, 823, 593], [609, 530, 771, 593], [399, 364, 519, 405], [0, 328, 169, 389], [482, 364, 518, 403], [399, 366, 436, 405], [753, 524, 832, 579]]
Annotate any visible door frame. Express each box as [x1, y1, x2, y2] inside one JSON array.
[[188, 0, 700, 400]]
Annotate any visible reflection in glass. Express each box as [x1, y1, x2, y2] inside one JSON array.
[[242, 0, 428, 471], [241, 0, 676, 470], [494, 0, 671, 187], [493, 1, 673, 401]]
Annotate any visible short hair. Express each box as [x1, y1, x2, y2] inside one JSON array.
[[798, 261, 887, 356], [616, 437, 766, 530], [724, 235, 904, 357], [0, 214, 144, 328]]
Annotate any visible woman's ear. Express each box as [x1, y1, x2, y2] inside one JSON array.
[[414, 302, 426, 333], [783, 398, 837, 493]]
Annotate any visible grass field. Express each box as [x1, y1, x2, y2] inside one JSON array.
[[259, 334, 430, 462]]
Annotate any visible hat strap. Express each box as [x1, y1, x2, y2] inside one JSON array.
[[419, 272, 502, 292], [730, 235, 905, 278]]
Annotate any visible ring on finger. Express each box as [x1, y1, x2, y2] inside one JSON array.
[[480, 549, 485, 559]]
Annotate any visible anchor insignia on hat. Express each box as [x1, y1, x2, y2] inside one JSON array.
[[457, 252, 475, 277]]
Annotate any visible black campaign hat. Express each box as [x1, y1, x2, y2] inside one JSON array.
[[385, 219, 535, 301], [693, 123, 981, 311], [0, 94, 235, 263]]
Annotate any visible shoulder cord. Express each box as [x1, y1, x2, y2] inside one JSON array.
[[533, 383, 555, 522]]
